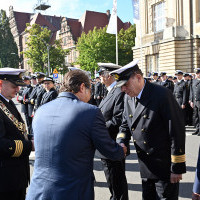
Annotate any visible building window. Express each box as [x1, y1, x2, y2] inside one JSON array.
[[146, 55, 153, 76], [153, 1, 165, 32], [146, 54, 159, 75]]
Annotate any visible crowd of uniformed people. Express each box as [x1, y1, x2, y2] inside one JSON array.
[[0, 62, 200, 200]]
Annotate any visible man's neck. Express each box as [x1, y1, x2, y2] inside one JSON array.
[[0, 93, 10, 102]]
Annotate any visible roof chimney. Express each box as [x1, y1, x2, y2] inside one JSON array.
[[106, 10, 110, 20]]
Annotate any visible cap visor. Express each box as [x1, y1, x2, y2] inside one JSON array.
[[115, 80, 127, 88], [9, 80, 27, 86]]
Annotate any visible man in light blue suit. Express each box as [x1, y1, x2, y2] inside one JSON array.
[[26, 70, 126, 200], [193, 146, 200, 200]]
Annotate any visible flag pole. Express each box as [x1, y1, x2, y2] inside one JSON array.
[[139, 0, 143, 69], [116, 31, 118, 65], [106, 0, 118, 64], [116, 6, 118, 65]]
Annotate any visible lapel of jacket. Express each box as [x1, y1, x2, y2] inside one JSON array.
[[131, 81, 152, 125], [99, 87, 115, 108]]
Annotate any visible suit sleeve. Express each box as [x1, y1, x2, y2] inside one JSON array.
[[189, 83, 194, 102], [106, 92, 125, 138], [91, 108, 124, 161], [182, 82, 187, 105], [0, 118, 32, 159], [193, 146, 200, 194], [161, 90, 186, 174], [116, 95, 132, 146]]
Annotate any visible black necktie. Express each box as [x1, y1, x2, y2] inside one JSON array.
[[134, 97, 139, 108]]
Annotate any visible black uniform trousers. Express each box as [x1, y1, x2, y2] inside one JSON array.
[[101, 158, 128, 200], [0, 188, 26, 200], [142, 179, 179, 200]]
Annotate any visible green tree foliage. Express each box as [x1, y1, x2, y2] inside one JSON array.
[[0, 10, 19, 68], [118, 24, 136, 66], [24, 23, 69, 74], [76, 24, 136, 74]]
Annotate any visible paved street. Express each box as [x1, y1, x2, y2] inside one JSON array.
[[14, 98, 200, 199]]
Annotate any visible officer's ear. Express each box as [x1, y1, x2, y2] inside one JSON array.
[[0, 80, 2, 89]]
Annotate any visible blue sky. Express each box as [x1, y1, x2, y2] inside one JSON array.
[[1, 0, 134, 23]]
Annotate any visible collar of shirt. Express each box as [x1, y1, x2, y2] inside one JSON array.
[[0, 93, 9, 102], [178, 79, 182, 82], [107, 81, 116, 93], [137, 80, 146, 100]]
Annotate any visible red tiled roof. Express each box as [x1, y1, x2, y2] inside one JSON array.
[[80, 10, 109, 34], [30, 13, 57, 32], [65, 10, 131, 43], [13, 11, 32, 34], [67, 18, 81, 41]]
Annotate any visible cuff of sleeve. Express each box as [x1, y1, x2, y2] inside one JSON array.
[[116, 132, 126, 144], [12, 140, 23, 157], [21, 140, 32, 157], [171, 162, 186, 174]]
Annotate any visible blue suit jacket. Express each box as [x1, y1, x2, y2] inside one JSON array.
[[193, 146, 200, 194], [26, 92, 124, 200]]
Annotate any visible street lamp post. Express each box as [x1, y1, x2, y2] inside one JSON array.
[[32, 35, 50, 76]]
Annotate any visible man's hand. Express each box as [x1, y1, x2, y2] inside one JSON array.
[[170, 173, 182, 183], [119, 143, 127, 156], [192, 193, 200, 200], [190, 102, 194, 108], [181, 105, 185, 109]]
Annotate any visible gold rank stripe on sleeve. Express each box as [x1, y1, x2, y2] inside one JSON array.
[[171, 155, 186, 163], [12, 140, 23, 157], [117, 133, 125, 139]]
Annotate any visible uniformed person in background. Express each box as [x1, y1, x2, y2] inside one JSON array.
[[160, 72, 174, 93], [0, 68, 34, 200], [26, 74, 38, 132], [173, 76, 178, 84], [17, 76, 33, 134], [173, 70, 187, 124], [39, 77, 58, 107], [110, 60, 186, 200], [88, 79, 96, 105], [152, 72, 159, 84], [34, 72, 46, 111], [94, 76, 103, 106], [97, 63, 129, 200], [190, 69, 200, 136]]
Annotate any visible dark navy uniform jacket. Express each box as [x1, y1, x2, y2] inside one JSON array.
[[173, 80, 187, 106], [94, 82, 103, 98], [19, 85, 33, 113], [160, 79, 174, 93], [39, 88, 58, 107], [96, 86, 127, 158], [26, 92, 124, 200], [190, 79, 200, 106], [117, 81, 186, 181], [27, 84, 38, 117], [0, 95, 32, 192]]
